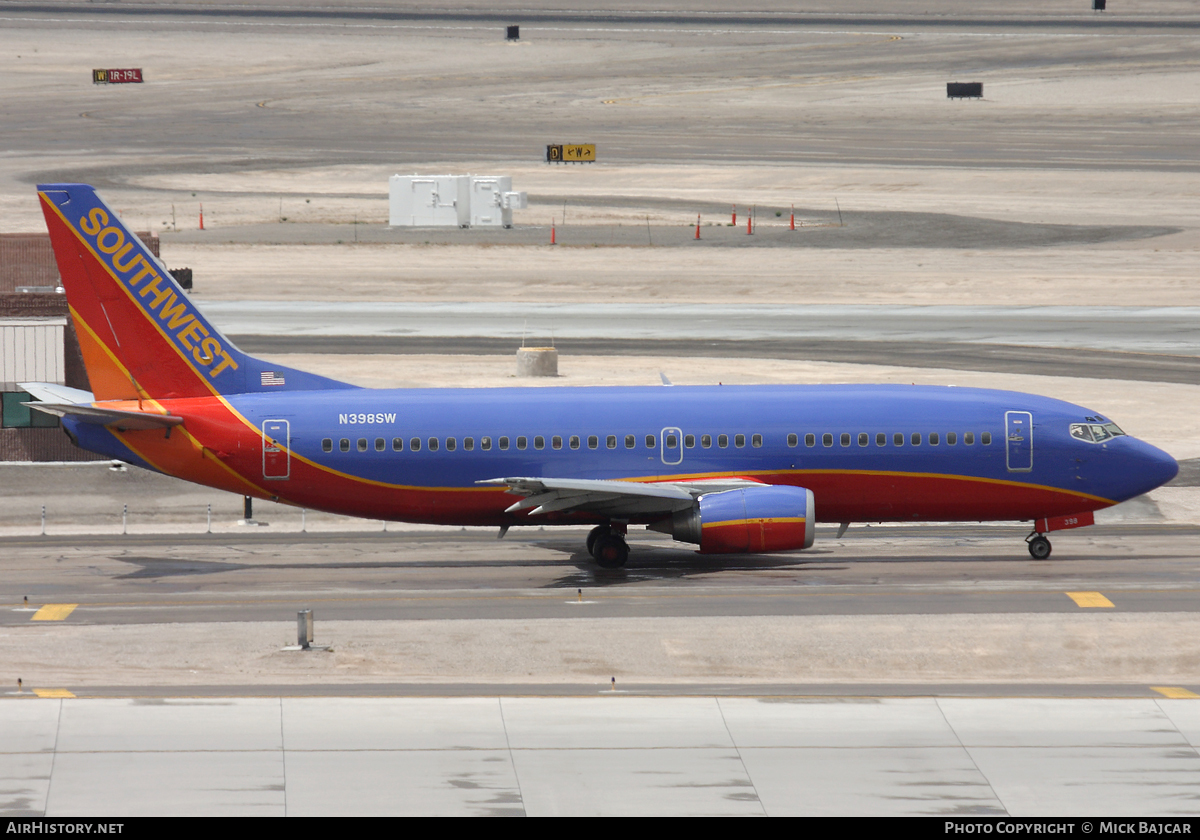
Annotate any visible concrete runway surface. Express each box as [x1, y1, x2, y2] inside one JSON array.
[[6, 696, 1200, 816], [4, 0, 1200, 816]]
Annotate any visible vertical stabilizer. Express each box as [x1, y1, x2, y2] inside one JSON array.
[[38, 184, 354, 400]]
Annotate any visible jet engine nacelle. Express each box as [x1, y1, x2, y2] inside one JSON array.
[[649, 485, 815, 554]]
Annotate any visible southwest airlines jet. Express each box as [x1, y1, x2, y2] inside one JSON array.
[[25, 184, 1178, 567]]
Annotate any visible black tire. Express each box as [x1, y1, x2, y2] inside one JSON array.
[[586, 525, 610, 557], [1028, 535, 1052, 560], [593, 534, 629, 569]]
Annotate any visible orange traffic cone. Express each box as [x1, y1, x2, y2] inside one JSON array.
[[694, 214, 701, 240], [199, 204, 205, 231]]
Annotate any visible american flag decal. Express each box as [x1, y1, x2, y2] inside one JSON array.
[[261, 371, 286, 386]]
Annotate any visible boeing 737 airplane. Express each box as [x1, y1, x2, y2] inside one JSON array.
[[23, 184, 1178, 567]]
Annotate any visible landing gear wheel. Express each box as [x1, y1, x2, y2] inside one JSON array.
[[1027, 535, 1052, 560], [592, 534, 629, 569], [586, 525, 610, 557]]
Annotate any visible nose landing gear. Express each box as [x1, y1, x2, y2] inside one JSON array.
[[1026, 532, 1052, 560]]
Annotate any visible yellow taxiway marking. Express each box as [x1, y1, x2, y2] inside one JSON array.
[[31, 604, 77, 621], [1066, 592, 1114, 608], [1152, 686, 1200, 699], [32, 689, 75, 698]]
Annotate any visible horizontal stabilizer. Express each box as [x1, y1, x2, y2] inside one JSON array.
[[18, 382, 94, 404], [27, 402, 183, 431]]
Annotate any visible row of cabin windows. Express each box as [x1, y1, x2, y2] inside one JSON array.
[[323, 434, 667, 454], [320, 430, 990, 454], [319, 433, 765, 453], [786, 431, 992, 448]]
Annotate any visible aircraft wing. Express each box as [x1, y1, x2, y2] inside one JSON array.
[[478, 476, 767, 518]]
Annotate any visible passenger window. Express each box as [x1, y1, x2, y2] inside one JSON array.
[[893, 433, 903, 447], [982, 432, 992, 445], [464, 437, 474, 451], [499, 437, 509, 450], [392, 437, 403, 451], [428, 437, 439, 452], [685, 434, 695, 448], [446, 438, 457, 451], [929, 433, 939, 446], [534, 436, 545, 450], [734, 434, 745, 448], [340, 438, 350, 452], [840, 433, 850, 447], [858, 433, 868, 447], [805, 433, 815, 447], [569, 436, 580, 450], [876, 433, 885, 447], [787, 433, 798, 447], [701, 434, 712, 448], [718, 434, 729, 448], [516, 436, 527, 450], [358, 438, 368, 452], [751, 434, 762, 448], [375, 437, 385, 452], [410, 437, 421, 452], [946, 432, 956, 445], [607, 435, 617, 449], [552, 436, 562, 450], [645, 435, 656, 448], [625, 434, 636, 449], [822, 433, 833, 447], [588, 435, 598, 449], [666, 433, 678, 448], [322, 438, 332, 452], [911, 433, 921, 446], [481, 437, 492, 451], [964, 432, 974, 445]]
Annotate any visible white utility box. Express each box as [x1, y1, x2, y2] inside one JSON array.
[[389, 175, 469, 227], [468, 176, 513, 227], [389, 174, 527, 228]]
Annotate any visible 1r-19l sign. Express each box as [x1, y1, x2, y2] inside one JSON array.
[[93, 68, 144, 84]]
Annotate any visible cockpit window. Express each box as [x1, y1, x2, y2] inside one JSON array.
[[1070, 422, 1126, 443]]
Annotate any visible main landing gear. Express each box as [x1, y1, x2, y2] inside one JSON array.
[[1026, 532, 1052, 560], [587, 524, 629, 569]]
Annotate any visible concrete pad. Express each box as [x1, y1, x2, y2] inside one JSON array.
[[0, 753, 53, 817], [0, 698, 61, 752], [512, 747, 762, 817], [500, 696, 732, 749], [964, 747, 1200, 818], [283, 749, 522, 817], [1156, 701, 1200, 748], [938, 699, 1190, 748], [282, 697, 508, 751], [55, 698, 283, 753], [740, 746, 1004, 817], [719, 697, 962, 748], [45, 750, 284, 817]]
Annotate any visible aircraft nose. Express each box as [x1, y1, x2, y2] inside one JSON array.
[[1126, 440, 1178, 497]]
